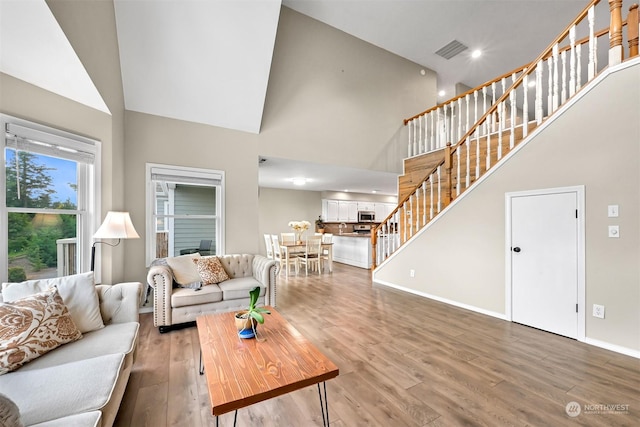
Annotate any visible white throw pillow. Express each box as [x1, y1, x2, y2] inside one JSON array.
[[1, 272, 104, 333], [166, 253, 202, 286]]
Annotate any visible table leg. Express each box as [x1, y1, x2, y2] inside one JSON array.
[[215, 411, 237, 427], [317, 382, 330, 427], [199, 349, 204, 375]]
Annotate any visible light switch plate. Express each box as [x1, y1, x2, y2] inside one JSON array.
[[608, 225, 620, 238], [608, 205, 619, 217]]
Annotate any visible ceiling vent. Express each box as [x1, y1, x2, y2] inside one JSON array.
[[435, 40, 468, 60]]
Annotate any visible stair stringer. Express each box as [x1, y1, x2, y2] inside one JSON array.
[[372, 58, 640, 350]]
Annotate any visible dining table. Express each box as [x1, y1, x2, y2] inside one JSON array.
[[281, 240, 334, 273]]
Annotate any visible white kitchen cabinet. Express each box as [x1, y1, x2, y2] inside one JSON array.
[[337, 201, 358, 222], [357, 202, 375, 212], [374, 203, 396, 222], [332, 235, 372, 268], [323, 200, 339, 221]]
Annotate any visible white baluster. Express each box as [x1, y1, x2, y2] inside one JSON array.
[[498, 101, 503, 160], [475, 133, 480, 180], [523, 72, 529, 138], [408, 119, 413, 157], [576, 42, 582, 90], [561, 48, 567, 105], [486, 114, 492, 171], [588, 6, 596, 80], [473, 91, 478, 132], [491, 82, 497, 132], [509, 73, 516, 149], [430, 112, 435, 152], [423, 113, 428, 154], [402, 202, 407, 242], [553, 44, 559, 112], [436, 166, 442, 213], [422, 181, 427, 225], [457, 97, 462, 141], [482, 86, 488, 136], [535, 62, 543, 124], [547, 58, 553, 115], [569, 25, 576, 97], [435, 107, 441, 149], [429, 175, 434, 219], [465, 94, 470, 135], [418, 115, 422, 155], [456, 146, 461, 197], [465, 137, 471, 189]]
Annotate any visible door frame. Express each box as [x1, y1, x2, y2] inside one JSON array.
[[505, 185, 586, 342]]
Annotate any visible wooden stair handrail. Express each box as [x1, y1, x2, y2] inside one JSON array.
[[404, 0, 610, 126]]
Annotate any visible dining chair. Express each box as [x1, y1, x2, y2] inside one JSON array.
[[297, 235, 322, 275], [272, 234, 297, 277], [281, 232, 304, 255], [320, 233, 333, 273], [263, 234, 274, 259]]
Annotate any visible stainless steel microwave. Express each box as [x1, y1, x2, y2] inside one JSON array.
[[358, 211, 375, 222]]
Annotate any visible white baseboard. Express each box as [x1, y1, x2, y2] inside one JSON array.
[[585, 338, 640, 359], [139, 306, 153, 314], [374, 279, 640, 359], [373, 279, 508, 320]]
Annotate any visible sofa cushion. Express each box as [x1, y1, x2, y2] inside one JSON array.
[[18, 322, 138, 371], [30, 411, 101, 427], [171, 285, 223, 308], [2, 272, 104, 333], [0, 353, 125, 426], [166, 253, 202, 286], [218, 278, 265, 300], [0, 287, 82, 375], [194, 257, 230, 285]]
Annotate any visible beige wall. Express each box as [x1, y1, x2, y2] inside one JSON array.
[[0, 74, 116, 281], [374, 62, 640, 353], [47, 0, 127, 284], [122, 7, 436, 282], [258, 188, 323, 256]]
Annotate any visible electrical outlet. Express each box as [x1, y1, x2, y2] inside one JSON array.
[[409, 269, 415, 278], [608, 225, 620, 238], [593, 304, 605, 319], [608, 205, 619, 217]]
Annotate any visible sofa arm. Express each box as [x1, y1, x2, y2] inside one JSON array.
[[147, 264, 174, 327], [252, 255, 278, 307], [96, 282, 142, 325]]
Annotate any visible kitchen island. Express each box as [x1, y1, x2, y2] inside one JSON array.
[[332, 233, 372, 269]]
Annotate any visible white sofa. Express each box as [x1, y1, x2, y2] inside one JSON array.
[[0, 273, 142, 427], [147, 253, 277, 333]]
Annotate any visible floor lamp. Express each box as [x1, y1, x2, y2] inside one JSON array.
[[91, 211, 140, 271]]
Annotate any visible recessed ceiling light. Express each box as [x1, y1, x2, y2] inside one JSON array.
[[292, 177, 307, 186], [438, 90, 446, 97], [471, 49, 482, 59], [372, 190, 378, 194]]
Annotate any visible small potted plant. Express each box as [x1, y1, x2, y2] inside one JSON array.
[[235, 286, 270, 339], [315, 215, 326, 233]]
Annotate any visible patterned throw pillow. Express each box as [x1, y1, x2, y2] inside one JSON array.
[[0, 286, 82, 375], [193, 257, 230, 285]]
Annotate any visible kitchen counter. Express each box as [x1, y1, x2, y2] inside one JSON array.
[[332, 235, 372, 269]]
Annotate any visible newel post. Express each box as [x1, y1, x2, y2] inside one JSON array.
[[444, 142, 453, 206], [628, 4, 639, 58], [609, 0, 624, 65], [371, 232, 377, 270]]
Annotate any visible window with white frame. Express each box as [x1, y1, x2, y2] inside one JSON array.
[[146, 163, 224, 264], [1, 115, 100, 282]]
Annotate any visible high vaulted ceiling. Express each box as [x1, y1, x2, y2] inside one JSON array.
[[1, 0, 594, 195]]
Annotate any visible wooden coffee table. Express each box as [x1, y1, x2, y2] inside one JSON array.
[[196, 307, 339, 426]]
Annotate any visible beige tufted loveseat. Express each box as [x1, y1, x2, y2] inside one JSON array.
[[147, 253, 277, 333]]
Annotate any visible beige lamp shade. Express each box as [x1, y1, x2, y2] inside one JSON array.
[[93, 211, 140, 239]]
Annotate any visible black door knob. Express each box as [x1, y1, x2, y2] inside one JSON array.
[[513, 247, 521, 253]]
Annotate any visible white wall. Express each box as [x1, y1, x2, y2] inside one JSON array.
[[374, 61, 640, 354]]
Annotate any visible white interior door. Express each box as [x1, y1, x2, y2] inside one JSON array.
[[509, 189, 579, 338]]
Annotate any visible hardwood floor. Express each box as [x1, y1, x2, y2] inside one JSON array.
[[115, 263, 640, 426]]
